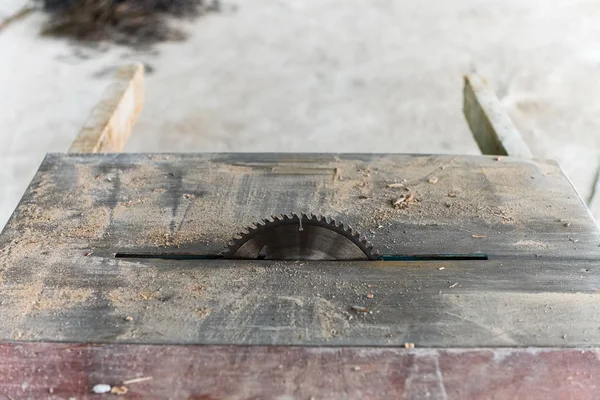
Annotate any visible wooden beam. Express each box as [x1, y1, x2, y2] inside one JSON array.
[[0, 4, 34, 32], [463, 74, 532, 158], [1, 343, 600, 399], [68, 63, 144, 153], [588, 163, 600, 222]]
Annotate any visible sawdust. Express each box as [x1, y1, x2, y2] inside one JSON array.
[[33, 288, 92, 311], [139, 226, 205, 248], [17, 204, 110, 240], [108, 288, 157, 305], [187, 283, 204, 295], [103, 259, 229, 341], [313, 297, 349, 340], [66, 207, 111, 239], [514, 240, 549, 249], [0, 280, 44, 336], [194, 307, 210, 319]]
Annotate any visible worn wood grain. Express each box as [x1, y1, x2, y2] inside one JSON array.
[[68, 64, 144, 153], [464, 74, 533, 158], [1, 343, 599, 400], [0, 153, 598, 347]]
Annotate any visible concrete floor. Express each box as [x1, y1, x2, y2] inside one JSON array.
[[2, 0, 600, 228]]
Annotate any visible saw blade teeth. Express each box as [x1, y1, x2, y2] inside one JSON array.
[[225, 213, 380, 260]]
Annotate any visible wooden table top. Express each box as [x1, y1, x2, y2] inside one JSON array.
[[1, 153, 599, 398]]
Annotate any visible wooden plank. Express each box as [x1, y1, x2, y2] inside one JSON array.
[[68, 64, 144, 153], [464, 74, 533, 158], [1, 257, 599, 347], [1, 343, 599, 399], [0, 4, 34, 32], [589, 164, 600, 221], [0, 153, 599, 347]]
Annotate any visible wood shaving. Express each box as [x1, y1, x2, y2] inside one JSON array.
[[428, 177, 438, 184], [472, 235, 487, 239], [122, 376, 153, 385], [392, 193, 416, 209], [111, 386, 128, 395], [404, 342, 415, 349]]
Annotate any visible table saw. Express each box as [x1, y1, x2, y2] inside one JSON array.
[[1, 152, 600, 398]]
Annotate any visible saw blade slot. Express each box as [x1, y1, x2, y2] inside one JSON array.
[[114, 252, 488, 261]]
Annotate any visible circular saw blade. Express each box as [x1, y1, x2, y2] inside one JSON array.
[[224, 213, 379, 261]]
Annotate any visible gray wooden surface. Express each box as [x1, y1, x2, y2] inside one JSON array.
[[0, 153, 599, 347]]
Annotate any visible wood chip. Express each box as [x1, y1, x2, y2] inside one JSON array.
[[428, 177, 438, 184], [352, 366, 361, 371], [472, 235, 487, 239], [92, 384, 111, 394], [404, 343, 415, 349], [449, 282, 458, 288], [438, 267, 445, 270], [366, 293, 374, 299], [124, 316, 133, 321], [334, 168, 342, 180], [448, 192, 457, 198], [351, 305, 369, 313], [111, 386, 128, 395], [392, 192, 416, 209], [387, 183, 405, 188]]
